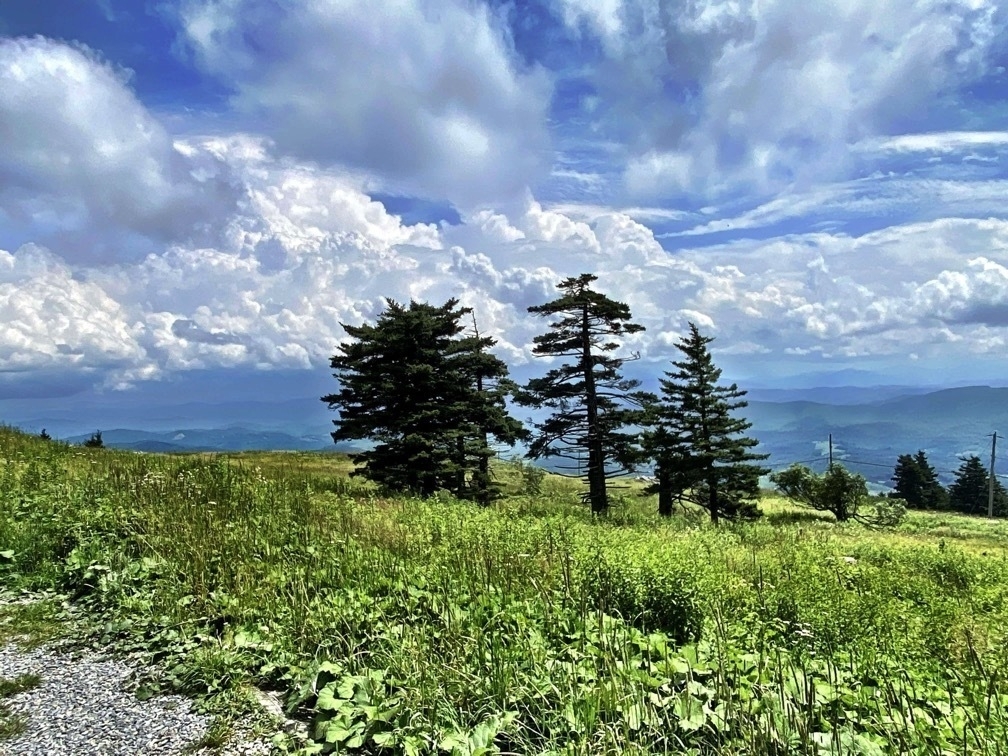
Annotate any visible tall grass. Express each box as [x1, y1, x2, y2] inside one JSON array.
[[1, 425, 1007, 754]]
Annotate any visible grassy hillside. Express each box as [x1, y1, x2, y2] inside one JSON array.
[[1, 427, 1007, 754]]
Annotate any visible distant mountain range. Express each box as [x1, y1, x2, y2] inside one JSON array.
[[63, 427, 345, 453], [747, 386, 1008, 486], [11, 385, 1008, 489]]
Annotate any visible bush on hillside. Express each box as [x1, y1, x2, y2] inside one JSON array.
[[771, 464, 868, 522]]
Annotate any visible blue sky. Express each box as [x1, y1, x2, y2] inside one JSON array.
[[3, 0, 1008, 428]]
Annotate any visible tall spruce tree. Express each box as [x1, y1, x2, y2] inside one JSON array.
[[644, 323, 768, 522], [518, 273, 649, 514], [322, 299, 522, 498], [448, 316, 526, 505], [891, 451, 947, 509], [948, 455, 1008, 516]]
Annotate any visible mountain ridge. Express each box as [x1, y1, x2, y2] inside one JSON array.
[[12, 385, 1007, 488]]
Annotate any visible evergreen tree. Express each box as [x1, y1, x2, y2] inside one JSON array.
[[644, 323, 768, 523], [39, 428, 51, 441], [948, 455, 1008, 516], [322, 299, 523, 498], [83, 430, 103, 448], [518, 273, 649, 514], [891, 451, 947, 509], [891, 453, 924, 508], [448, 316, 526, 505]]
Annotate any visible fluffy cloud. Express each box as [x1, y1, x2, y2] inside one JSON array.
[[550, 0, 1008, 198], [0, 37, 238, 260], [175, 0, 551, 205], [913, 256, 1008, 327], [0, 245, 145, 377], [4, 134, 1008, 393]]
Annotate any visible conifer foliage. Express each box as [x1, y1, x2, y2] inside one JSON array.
[[644, 323, 767, 522], [322, 299, 523, 500], [452, 315, 528, 505], [891, 451, 948, 510], [948, 455, 1008, 516], [518, 273, 649, 514]]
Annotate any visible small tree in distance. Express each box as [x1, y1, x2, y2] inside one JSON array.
[[39, 428, 51, 441], [83, 430, 103, 448], [891, 450, 947, 510], [771, 463, 868, 522], [644, 323, 767, 522], [948, 455, 1008, 516], [517, 273, 651, 515]]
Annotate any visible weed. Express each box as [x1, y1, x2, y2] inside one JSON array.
[[0, 672, 40, 742], [184, 716, 231, 752], [0, 673, 41, 697], [0, 703, 27, 740], [0, 594, 66, 648]]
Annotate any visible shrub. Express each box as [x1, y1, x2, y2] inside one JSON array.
[[771, 464, 868, 522], [871, 495, 907, 527]]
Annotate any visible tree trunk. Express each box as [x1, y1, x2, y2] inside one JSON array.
[[474, 372, 490, 506], [657, 469, 674, 517], [476, 435, 490, 507], [455, 436, 466, 497], [581, 302, 607, 514], [708, 476, 720, 524]]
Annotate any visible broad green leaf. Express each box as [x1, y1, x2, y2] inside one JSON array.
[[316, 684, 340, 711], [324, 725, 353, 744], [676, 693, 707, 732], [624, 703, 642, 731], [337, 677, 357, 699], [438, 732, 467, 752], [345, 733, 365, 749], [372, 731, 394, 746]]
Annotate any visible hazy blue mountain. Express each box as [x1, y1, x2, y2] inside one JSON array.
[[748, 386, 1008, 487], [64, 427, 342, 453], [13, 384, 1008, 491], [19, 397, 328, 437], [746, 385, 936, 405]]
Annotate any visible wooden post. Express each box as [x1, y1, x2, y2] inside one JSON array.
[[989, 431, 997, 519]]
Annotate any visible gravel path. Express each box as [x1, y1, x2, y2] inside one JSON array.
[[0, 641, 276, 756]]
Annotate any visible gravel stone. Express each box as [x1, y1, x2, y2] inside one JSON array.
[[0, 642, 275, 756]]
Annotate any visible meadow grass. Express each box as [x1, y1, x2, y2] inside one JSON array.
[[1, 425, 1006, 754]]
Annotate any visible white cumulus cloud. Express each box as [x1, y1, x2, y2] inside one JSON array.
[[176, 0, 552, 206], [0, 37, 238, 259], [549, 0, 1008, 198]]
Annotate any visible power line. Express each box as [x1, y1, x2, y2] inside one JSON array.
[[784, 432, 1008, 489], [843, 459, 894, 469], [769, 433, 1004, 481]]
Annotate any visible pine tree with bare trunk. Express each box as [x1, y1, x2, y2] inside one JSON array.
[[518, 273, 649, 514]]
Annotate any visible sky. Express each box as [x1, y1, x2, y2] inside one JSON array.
[[3, 0, 1008, 429]]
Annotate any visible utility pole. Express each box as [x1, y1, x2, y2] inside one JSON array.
[[989, 431, 998, 519]]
